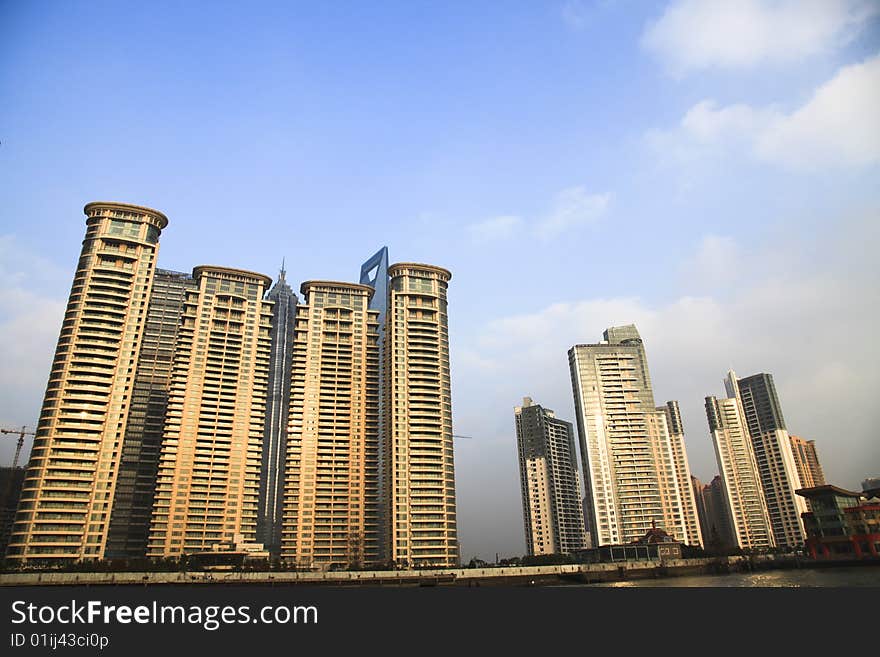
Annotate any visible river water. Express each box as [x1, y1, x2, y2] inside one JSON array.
[[587, 564, 880, 587]]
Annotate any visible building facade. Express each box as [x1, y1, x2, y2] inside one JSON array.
[[730, 372, 806, 549], [385, 263, 458, 567], [515, 397, 586, 555], [705, 382, 776, 551], [789, 435, 826, 490], [7, 202, 168, 565], [146, 266, 274, 558], [659, 401, 703, 548], [257, 265, 298, 558], [105, 269, 197, 558], [797, 485, 880, 560], [280, 281, 381, 569], [569, 325, 692, 546], [359, 247, 389, 559]]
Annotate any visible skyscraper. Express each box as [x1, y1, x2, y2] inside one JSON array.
[[659, 401, 704, 548], [257, 264, 298, 559], [7, 202, 168, 565], [359, 247, 389, 559], [515, 397, 586, 555], [705, 374, 775, 550], [730, 372, 806, 549], [569, 325, 693, 546], [385, 263, 458, 567], [789, 436, 825, 489], [147, 266, 274, 558], [281, 281, 381, 569], [105, 269, 197, 558]]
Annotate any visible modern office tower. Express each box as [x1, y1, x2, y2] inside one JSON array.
[[569, 325, 689, 546], [385, 263, 458, 567], [515, 397, 586, 556], [281, 281, 381, 569], [359, 247, 389, 558], [789, 435, 826, 489], [705, 384, 776, 550], [257, 264, 298, 559], [7, 202, 167, 565], [147, 266, 274, 558], [659, 401, 703, 547], [105, 269, 197, 558], [729, 371, 806, 549]]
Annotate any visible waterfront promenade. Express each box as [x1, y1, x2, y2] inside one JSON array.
[[4, 555, 876, 587]]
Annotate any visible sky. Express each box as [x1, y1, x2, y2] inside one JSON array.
[[1, 0, 878, 563]]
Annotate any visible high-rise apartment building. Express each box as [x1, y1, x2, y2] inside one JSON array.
[[257, 265, 298, 558], [147, 266, 274, 558], [693, 474, 736, 551], [385, 263, 458, 567], [105, 269, 197, 558], [659, 401, 703, 547], [515, 397, 586, 555], [705, 377, 775, 550], [7, 202, 168, 565], [281, 281, 381, 569], [569, 325, 693, 546], [789, 435, 826, 490], [730, 372, 806, 549]]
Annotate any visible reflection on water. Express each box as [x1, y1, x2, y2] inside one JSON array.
[[590, 565, 880, 587]]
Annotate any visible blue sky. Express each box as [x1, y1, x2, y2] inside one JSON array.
[[1, 1, 879, 561]]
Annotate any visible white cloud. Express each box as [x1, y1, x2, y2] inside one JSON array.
[[466, 186, 610, 244], [0, 236, 70, 462], [655, 53, 880, 171], [535, 186, 611, 240], [642, 0, 879, 75], [466, 215, 524, 243]]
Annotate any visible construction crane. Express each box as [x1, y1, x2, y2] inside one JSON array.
[[1, 426, 35, 469], [453, 434, 473, 440]]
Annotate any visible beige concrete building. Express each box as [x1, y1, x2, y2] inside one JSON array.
[[789, 435, 826, 489], [569, 326, 692, 546], [659, 401, 704, 548], [147, 266, 273, 558], [515, 397, 586, 556], [280, 281, 381, 569], [705, 377, 776, 551], [385, 263, 458, 567], [7, 202, 167, 564], [645, 409, 689, 545]]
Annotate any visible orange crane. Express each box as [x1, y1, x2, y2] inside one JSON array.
[[1, 426, 34, 469]]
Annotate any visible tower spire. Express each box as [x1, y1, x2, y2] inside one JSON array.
[[279, 257, 286, 282]]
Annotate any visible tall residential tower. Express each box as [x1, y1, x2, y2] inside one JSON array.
[[730, 372, 806, 549], [8, 202, 167, 565], [281, 281, 381, 568], [147, 266, 274, 557], [705, 374, 775, 551], [385, 263, 458, 567], [568, 325, 694, 546], [515, 397, 586, 555]]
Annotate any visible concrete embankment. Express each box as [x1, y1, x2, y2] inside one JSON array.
[[0, 555, 816, 587]]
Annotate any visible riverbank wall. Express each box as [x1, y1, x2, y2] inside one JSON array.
[[3, 555, 877, 587]]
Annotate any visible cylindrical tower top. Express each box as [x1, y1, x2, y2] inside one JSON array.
[[83, 201, 169, 229], [192, 265, 273, 288], [388, 262, 452, 281]]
